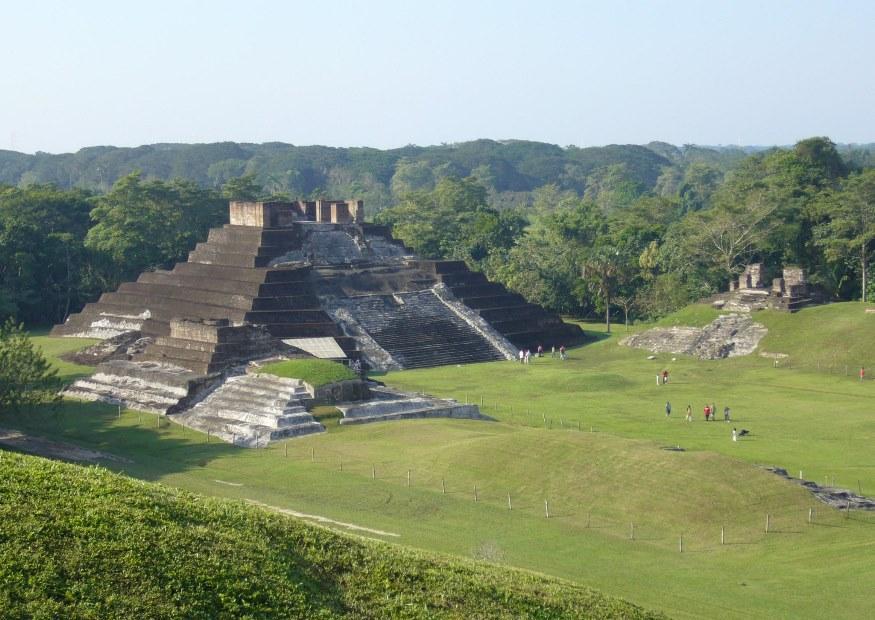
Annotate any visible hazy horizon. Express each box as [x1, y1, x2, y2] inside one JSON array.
[[2, 138, 865, 159], [3, 1, 874, 154]]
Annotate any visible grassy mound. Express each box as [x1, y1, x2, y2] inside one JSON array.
[[755, 302, 875, 369], [257, 359, 357, 387], [652, 303, 722, 328], [0, 451, 659, 620]]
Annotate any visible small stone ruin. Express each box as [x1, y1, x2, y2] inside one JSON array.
[[715, 263, 824, 312]]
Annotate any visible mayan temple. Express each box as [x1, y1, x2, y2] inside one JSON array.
[[53, 199, 584, 444]]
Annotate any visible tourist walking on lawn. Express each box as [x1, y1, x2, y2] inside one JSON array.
[[704, 404, 711, 421], [732, 427, 738, 442], [723, 406, 731, 422], [665, 401, 671, 417], [685, 404, 692, 422], [537, 344, 543, 357], [662, 369, 669, 385], [656, 374, 661, 386], [860, 367, 865, 381], [711, 403, 716, 421], [519, 349, 525, 363], [551, 345, 556, 358], [559, 345, 566, 360]]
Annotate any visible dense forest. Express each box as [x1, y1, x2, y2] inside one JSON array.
[[2, 138, 874, 326]]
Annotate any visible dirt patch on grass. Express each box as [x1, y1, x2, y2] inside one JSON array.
[[0, 427, 132, 464]]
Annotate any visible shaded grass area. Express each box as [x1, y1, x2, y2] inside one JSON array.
[[258, 359, 357, 387], [0, 451, 660, 619]]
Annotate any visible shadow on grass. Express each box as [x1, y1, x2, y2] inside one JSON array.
[[0, 399, 238, 481]]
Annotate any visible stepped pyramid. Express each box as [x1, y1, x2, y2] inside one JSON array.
[[54, 199, 585, 374], [173, 373, 324, 447]]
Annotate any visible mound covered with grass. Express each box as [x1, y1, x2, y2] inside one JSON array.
[[0, 451, 660, 619], [257, 359, 357, 387]]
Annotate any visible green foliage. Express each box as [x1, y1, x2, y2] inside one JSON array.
[[257, 359, 357, 387], [377, 177, 521, 268], [0, 452, 660, 619], [0, 184, 96, 324], [0, 320, 59, 411], [813, 169, 875, 301], [221, 173, 263, 201], [86, 172, 225, 284]]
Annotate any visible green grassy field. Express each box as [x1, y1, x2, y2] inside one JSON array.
[[0, 451, 659, 619], [5, 303, 875, 619]]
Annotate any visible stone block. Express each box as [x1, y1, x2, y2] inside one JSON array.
[[783, 266, 806, 287]]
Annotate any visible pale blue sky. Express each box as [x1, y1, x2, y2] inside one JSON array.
[[2, 1, 873, 153]]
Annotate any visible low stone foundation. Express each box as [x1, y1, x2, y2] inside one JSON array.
[[337, 387, 490, 425], [620, 314, 767, 359]]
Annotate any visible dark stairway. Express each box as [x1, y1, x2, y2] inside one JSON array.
[[412, 260, 586, 350], [342, 291, 507, 369]]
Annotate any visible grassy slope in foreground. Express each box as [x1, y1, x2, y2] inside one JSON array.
[[0, 451, 660, 620]]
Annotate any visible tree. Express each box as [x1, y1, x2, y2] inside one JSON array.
[[814, 170, 875, 301], [492, 198, 601, 316], [376, 177, 516, 267], [582, 245, 622, 333], [0, 319, 60, 412], [0, 184, 95, 324], [221, 173, 263, 201], [86, 173, 225, 285]]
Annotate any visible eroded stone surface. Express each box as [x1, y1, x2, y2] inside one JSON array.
[[337, 386, 490, 425], [620, 314, 767, 359], [172, 373, 324, 447]]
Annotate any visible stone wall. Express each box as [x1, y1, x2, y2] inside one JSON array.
[[229, 200, 363, 228]]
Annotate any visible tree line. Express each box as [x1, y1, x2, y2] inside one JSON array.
[[377, 138, 875, 325], [1, 137, 873, 328]]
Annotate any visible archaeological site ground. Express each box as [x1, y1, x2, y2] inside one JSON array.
[[2, 291, 874, 618]]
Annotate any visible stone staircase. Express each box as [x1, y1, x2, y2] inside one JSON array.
[[171, 373, 324, 447], [63, 360, 217, 414], [337, 290, 507, 369], [337, 387, 487, 425], [412, 260, 586, 350]]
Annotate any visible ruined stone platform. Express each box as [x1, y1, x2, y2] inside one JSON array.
[[63, 360, 219, 414], [337, 387, 489, 425], [620, 314, 768, 359], [171, 373, 324, 447]]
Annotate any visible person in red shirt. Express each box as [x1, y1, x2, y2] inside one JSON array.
[[704, 404, 711, 421], [860, 367, 865, 382]]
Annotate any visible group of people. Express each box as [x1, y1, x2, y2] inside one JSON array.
[[664, 401, 731, 422], [518, 344, 567, 363]]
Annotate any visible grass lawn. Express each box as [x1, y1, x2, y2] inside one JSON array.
[[258, 358, 357, 386], [5, 303, 875, 619]]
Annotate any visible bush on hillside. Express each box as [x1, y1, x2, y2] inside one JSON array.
[[0, 319, 60, 412]]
